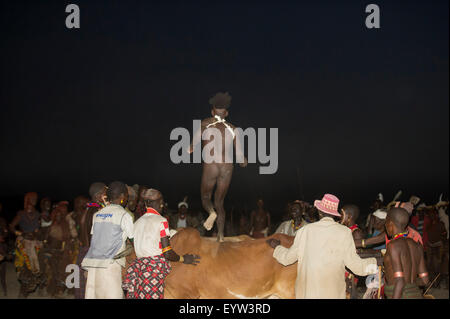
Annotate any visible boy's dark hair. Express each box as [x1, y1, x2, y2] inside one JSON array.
[[106, 181, 127, 202], [209, 92, 232, 109], [89, 182, 106, 199], [388, 207, 410, 230]]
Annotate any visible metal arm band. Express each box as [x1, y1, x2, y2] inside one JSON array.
[[161, 246, 172, 253]]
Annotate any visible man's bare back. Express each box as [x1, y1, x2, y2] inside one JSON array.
[[190, 93, 247, 242], [384, 237, 424, 285], [383, 207, 429, 299], [199, 117, 236, 239]]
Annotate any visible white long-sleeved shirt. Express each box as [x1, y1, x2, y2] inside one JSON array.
[[273, 217, 377, 299], [275, 219, 308, 237]]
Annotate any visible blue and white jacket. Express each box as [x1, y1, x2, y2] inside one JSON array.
[[81, 204, 134, 269]]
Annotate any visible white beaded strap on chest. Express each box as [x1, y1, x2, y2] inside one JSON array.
[[206, 115, 235, 138]]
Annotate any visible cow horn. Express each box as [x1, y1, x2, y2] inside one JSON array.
[[377, 193, 384, 203], [392, 190, 402, 202]]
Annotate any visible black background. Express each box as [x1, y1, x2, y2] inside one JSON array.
[[0, 0, 448, 224]]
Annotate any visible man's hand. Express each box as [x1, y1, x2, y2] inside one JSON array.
[[266, 238, 281, 249], [187, 145, 194, 154], [375, 256, 384, 266], [239, 157, 248, 168], [183, 254, 201, 265]]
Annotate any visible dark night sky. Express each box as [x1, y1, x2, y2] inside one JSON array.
[[0, 0, 448, 222]]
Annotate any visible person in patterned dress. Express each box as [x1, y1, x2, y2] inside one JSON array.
[[123, 188, 200, 299]]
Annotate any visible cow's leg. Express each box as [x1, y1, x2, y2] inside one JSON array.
[[201, 163, 219, 231], [214, 165, 233, 242]]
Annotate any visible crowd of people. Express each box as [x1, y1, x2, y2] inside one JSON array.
[[268, 193, 448, 299], [0, 182, 448, 299]]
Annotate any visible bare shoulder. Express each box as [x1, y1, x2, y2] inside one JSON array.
[[391, 237, 413, 254], [202, 117, 214, 125], [386, 240, 397, 255], [407, 237, 423, 253]]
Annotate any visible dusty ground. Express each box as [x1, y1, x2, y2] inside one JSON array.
[[356, 284, 449, 299], [0, 262, 74, 299], [1, 261, 448, 299]]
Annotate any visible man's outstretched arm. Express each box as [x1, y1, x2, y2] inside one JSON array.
[[161, 236, 200, 265], [355, 231, 385, 248], [344, 231, 378, 276], [357, 248, 382, 259], [267, 229, 303, 266]]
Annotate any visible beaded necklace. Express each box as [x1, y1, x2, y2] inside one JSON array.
[[291, 220, 302, 230], [392, 231, 408, 241]]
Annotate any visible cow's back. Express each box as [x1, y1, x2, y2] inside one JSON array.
[[165, 228, 297, 299]]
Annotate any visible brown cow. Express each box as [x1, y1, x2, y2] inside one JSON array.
[[123, 228, 297, 298], [166, 228, 296, 299]]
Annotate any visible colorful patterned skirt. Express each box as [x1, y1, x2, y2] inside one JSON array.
[[122, 255, 171, 299]]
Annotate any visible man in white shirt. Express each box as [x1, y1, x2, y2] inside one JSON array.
[[267, 194, 379, 299], [275, 200, 308, 237], [82, 181, 134, 299], [123, 188, 200, 299]]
